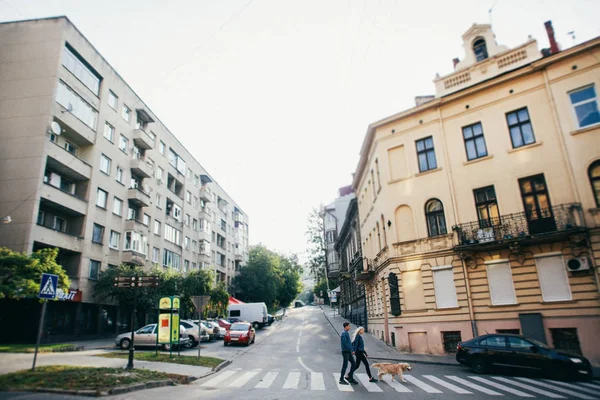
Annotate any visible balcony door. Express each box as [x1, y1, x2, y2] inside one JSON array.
[[519, 174, 556, 235]]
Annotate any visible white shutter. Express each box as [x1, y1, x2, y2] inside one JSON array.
[[536, 255, 572, 302], [432, 266, 458, 309], [487, 262, 517, 305]]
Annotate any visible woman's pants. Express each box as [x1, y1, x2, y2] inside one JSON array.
[[355, 351, 373, 378]]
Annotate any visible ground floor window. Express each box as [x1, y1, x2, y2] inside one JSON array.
[[442, 331, 462, 353], [550, 328, 582, 355]]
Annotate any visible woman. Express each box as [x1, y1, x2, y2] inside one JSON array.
[[348, 326, 378, 382]]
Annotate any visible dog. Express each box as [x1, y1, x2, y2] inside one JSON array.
[[370, 362, 412, 383]]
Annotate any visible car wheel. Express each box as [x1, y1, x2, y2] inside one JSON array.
[[470, 357, 488, 374], [185, 337, 196, 348], [120, 338, 131, 350], [252, 322, 260, 330]]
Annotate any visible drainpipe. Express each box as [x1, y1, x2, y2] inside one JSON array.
[[381, 275, 390, 344], [460, 259, 478, 338]]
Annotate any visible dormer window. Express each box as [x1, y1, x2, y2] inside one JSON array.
[[473, 38, 488, 62]]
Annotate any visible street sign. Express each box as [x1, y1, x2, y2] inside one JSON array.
[[113, 276, 159, 288], [191, 295, 211, 311], [38, 273, 58, 299]]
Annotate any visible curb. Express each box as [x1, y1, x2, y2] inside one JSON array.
[[213, 359, 232, 372], [10, 380, 176, 397]]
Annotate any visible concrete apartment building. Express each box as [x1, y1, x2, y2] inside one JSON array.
[[0, 16, 249, 340], [352, 22, 600, 362]]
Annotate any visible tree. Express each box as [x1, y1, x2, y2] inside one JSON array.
[[234, 245, 283, 307], [205, 281, 229, 318], [178, 269, 213, 319], [0, 247, 70, 299], [277, 254, 302, 308], [305, 207, 326, 282], [313, 279, 332, 305]]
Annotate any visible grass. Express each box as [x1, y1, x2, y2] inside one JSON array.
[[0, 365, 187, 391], [98, 351, 224, 368], [0, 344, 79, 353]]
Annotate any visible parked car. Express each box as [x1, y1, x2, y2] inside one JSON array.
[[115, 323, 190, 351], [180, 320, 209, 347], [193, 320, 219, 341], [215, 318, 232, 330], [206, 320, 226, 339], [224, 322, 255, 346], [266, 314, 274, 326], [456, 333, 593, 380]]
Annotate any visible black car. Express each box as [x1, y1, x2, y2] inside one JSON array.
[[456, 333, 593, 380]]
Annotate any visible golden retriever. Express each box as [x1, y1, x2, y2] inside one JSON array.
[[371, 362, 412, 383]]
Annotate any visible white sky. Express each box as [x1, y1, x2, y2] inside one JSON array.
[[2, 0, 599, 261]]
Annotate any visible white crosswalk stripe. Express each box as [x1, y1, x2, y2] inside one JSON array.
[[229, 371, 260, 388], [333, 373, 354, 392], [446, 376, 504, 395], [515, 377, 596, 399], [579, 381, 600, 390], [310, 372, 325, 391], [201, 370, 238, 387], [382, 377, 413, 392], [423, 375, 473, 394], [355, 373, 383, 392], [283, 372, 301, 389], [491, 376, 566, 398], [469, 376, 534, 397], [254, 371, 279, 388], [544, 379, 600, 396], [404, 375, 443, 393]]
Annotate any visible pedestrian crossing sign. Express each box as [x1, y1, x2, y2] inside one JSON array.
[[38, 273, 58, 299]]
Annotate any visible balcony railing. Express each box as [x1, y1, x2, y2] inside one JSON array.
[[354, 257, 375, 281], [452, 203, 585, 248]]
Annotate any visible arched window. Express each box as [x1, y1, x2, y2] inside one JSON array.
[[425, 199, 447, 237], [473, 37, 488, 62], [590, 161, 600, 207]]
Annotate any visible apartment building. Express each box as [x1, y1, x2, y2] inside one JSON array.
[[352, 22, 600, 362], [324, 185, 354, 280], [0, 17, 249, 340]]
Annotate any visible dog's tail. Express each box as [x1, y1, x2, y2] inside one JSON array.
[[371, 363, 382, 368]]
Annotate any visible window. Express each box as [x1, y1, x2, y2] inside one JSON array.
[[154, 220, 161, 235], [124, 231, 147, 254], [116, 166, 124, 184], [550, 328, 582, 355], [122, 105, 131, 122], [220, 219, 227, 231], [507, 337, 533, 349], [184, 260, 190, 271], [193, 196, 199, 208], [113, 197, 123, 216], [103, 122, 114, 142], [168, 148, 186, 175], [164, 224, 182, 245], [589, 161, 600, 207], [480, 336, 507, 348], [535, 255, 572, 302], [442, 331, 462, 353], [506, 108, 536, 148], [99, 154, 111, 174], [425, 199, 447, 236], [388, 272, 401, 316], [119, 135, 128, 153], [109, 230, 120, 249], [217, 252, 225, 266], [143, 213, 150, 226], [64, 141, 78, 155], [92, 223, 104, 244], [152, 247, 160, 263], [185, 214, 190, 226], [37, 210, 45, 225], [186, 190, 192, 203], [156, 167, 164, 182], [432, 266, 458, 309], [474, 186, 499, 227], [156, 194, 162, 209], [163, 249, 181, 269], [416, 136, 437, 172], [108, 90, 118, 110], [159, 141, 165, 155], [402, 270, 426, 310], [55, 80, 98, 130], [230, 310, 241, 317], [187, 168, 193, 180], [569, 85, 600, 128], [462, 122, 488, 160], [96, 188, 108, 208], [89, 260, 100, 280], [61, 44, 101, 95], [473, 37, 488, 62], [172, 204, 182, 221], [53, 216, 66, 232], [486, 261, 517, 305], [184, 236, 190, 250], [192, 240, 197, 252], [192, 219, 198, 231]]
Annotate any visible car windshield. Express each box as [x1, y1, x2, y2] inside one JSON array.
[[230, 323, 249, 331], [528, 338, 551, 349]]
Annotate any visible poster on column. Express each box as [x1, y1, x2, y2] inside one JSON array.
[[158, 314, 171, 344], [171, 314, 180, 343]]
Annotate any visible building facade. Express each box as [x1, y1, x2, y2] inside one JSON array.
[[324, 185, 354, 281], [353, 23, 600, 362], [0, 17, 249, 341]]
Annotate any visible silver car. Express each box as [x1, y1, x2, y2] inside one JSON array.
[[180, 320, 210, 347], [115, 323, 190, 350], [206, 320, 227, 339]]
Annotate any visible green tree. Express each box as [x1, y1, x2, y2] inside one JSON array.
[[0, 247, 69, 299], [178, 269, 213, 319], [313, 279, 335, 305], [305, 207, 326, 282], [276, 254, 303, 307], [234, 245, 283, 308], [205, 280, 229, 318]]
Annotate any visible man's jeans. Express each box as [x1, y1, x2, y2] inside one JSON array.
[[340, 351, 357, 380]]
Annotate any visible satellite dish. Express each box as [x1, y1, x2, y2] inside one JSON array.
[[50, 121, 62, 135]]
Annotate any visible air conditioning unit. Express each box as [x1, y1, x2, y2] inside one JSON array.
[[566, 257, 590, 272]]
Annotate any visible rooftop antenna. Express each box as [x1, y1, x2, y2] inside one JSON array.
[[567, 30, 576, 46], [489, 0, 498, 25]]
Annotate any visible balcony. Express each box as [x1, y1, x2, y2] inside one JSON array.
[[122, 250, 146, 266], [31, 224, 84, 253], [452, 203, 586, 251], [47, 142, 92, 180], [354, 257, 375, 281], [199, 206, 211, 220], [132, 129, 154, 150], [327, 262, 340, 279], [128, 187, 150, 207], [199, 187, 212, 202], [198, 230, 211, 242], [125, 218, 149, 233], [130, 158, 152, 178], [40, 184, 88, 215]]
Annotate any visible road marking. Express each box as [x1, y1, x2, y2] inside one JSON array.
[[491, 377, 566, 398], [543, 380, 600, 396], [201, 370, 237, 387], [297, 356, 315, 373], [311, 372, 325, 390], [579, 382, 600, 390], [404, 375, 443, 393], [283, 372, 301, 389], [445, 376, 503, 395], [228, 371, 259, 388], [254, 371, 278, 389], [383, 378, 413, 392], [333, 373, 354, 392], [422, 375, 473, 394], [355, 373, 383, 392], [469, 376, 534, 397], [515, 377, 596, 399]]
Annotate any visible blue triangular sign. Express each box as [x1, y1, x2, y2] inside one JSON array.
[[39, 274, 58, 299]]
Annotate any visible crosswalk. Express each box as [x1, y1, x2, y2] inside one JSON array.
[[199, 368, 600, 398]]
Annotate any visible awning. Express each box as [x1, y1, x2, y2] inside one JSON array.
[[228, 296, 245, 305], [332, 286, 341, 292]]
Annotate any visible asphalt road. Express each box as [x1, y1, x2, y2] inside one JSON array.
[[1, 306, 599, 400]]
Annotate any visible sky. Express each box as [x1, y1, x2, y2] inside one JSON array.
[[1, 0, 599, 261]]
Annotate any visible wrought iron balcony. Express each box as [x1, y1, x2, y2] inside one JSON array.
[[452, 203, 586, 250], [354, 257, 375, 281]]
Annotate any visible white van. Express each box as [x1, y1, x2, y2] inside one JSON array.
[[228, 302, 268, 329]]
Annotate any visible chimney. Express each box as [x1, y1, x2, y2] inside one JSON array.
[[452, 57, 460, 69], [544, 20, 559, 54]]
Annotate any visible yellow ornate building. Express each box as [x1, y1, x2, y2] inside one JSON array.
[[352, 22, 600, 362]]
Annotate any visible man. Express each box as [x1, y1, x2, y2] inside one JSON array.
[[339, 322, 358, 385]]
